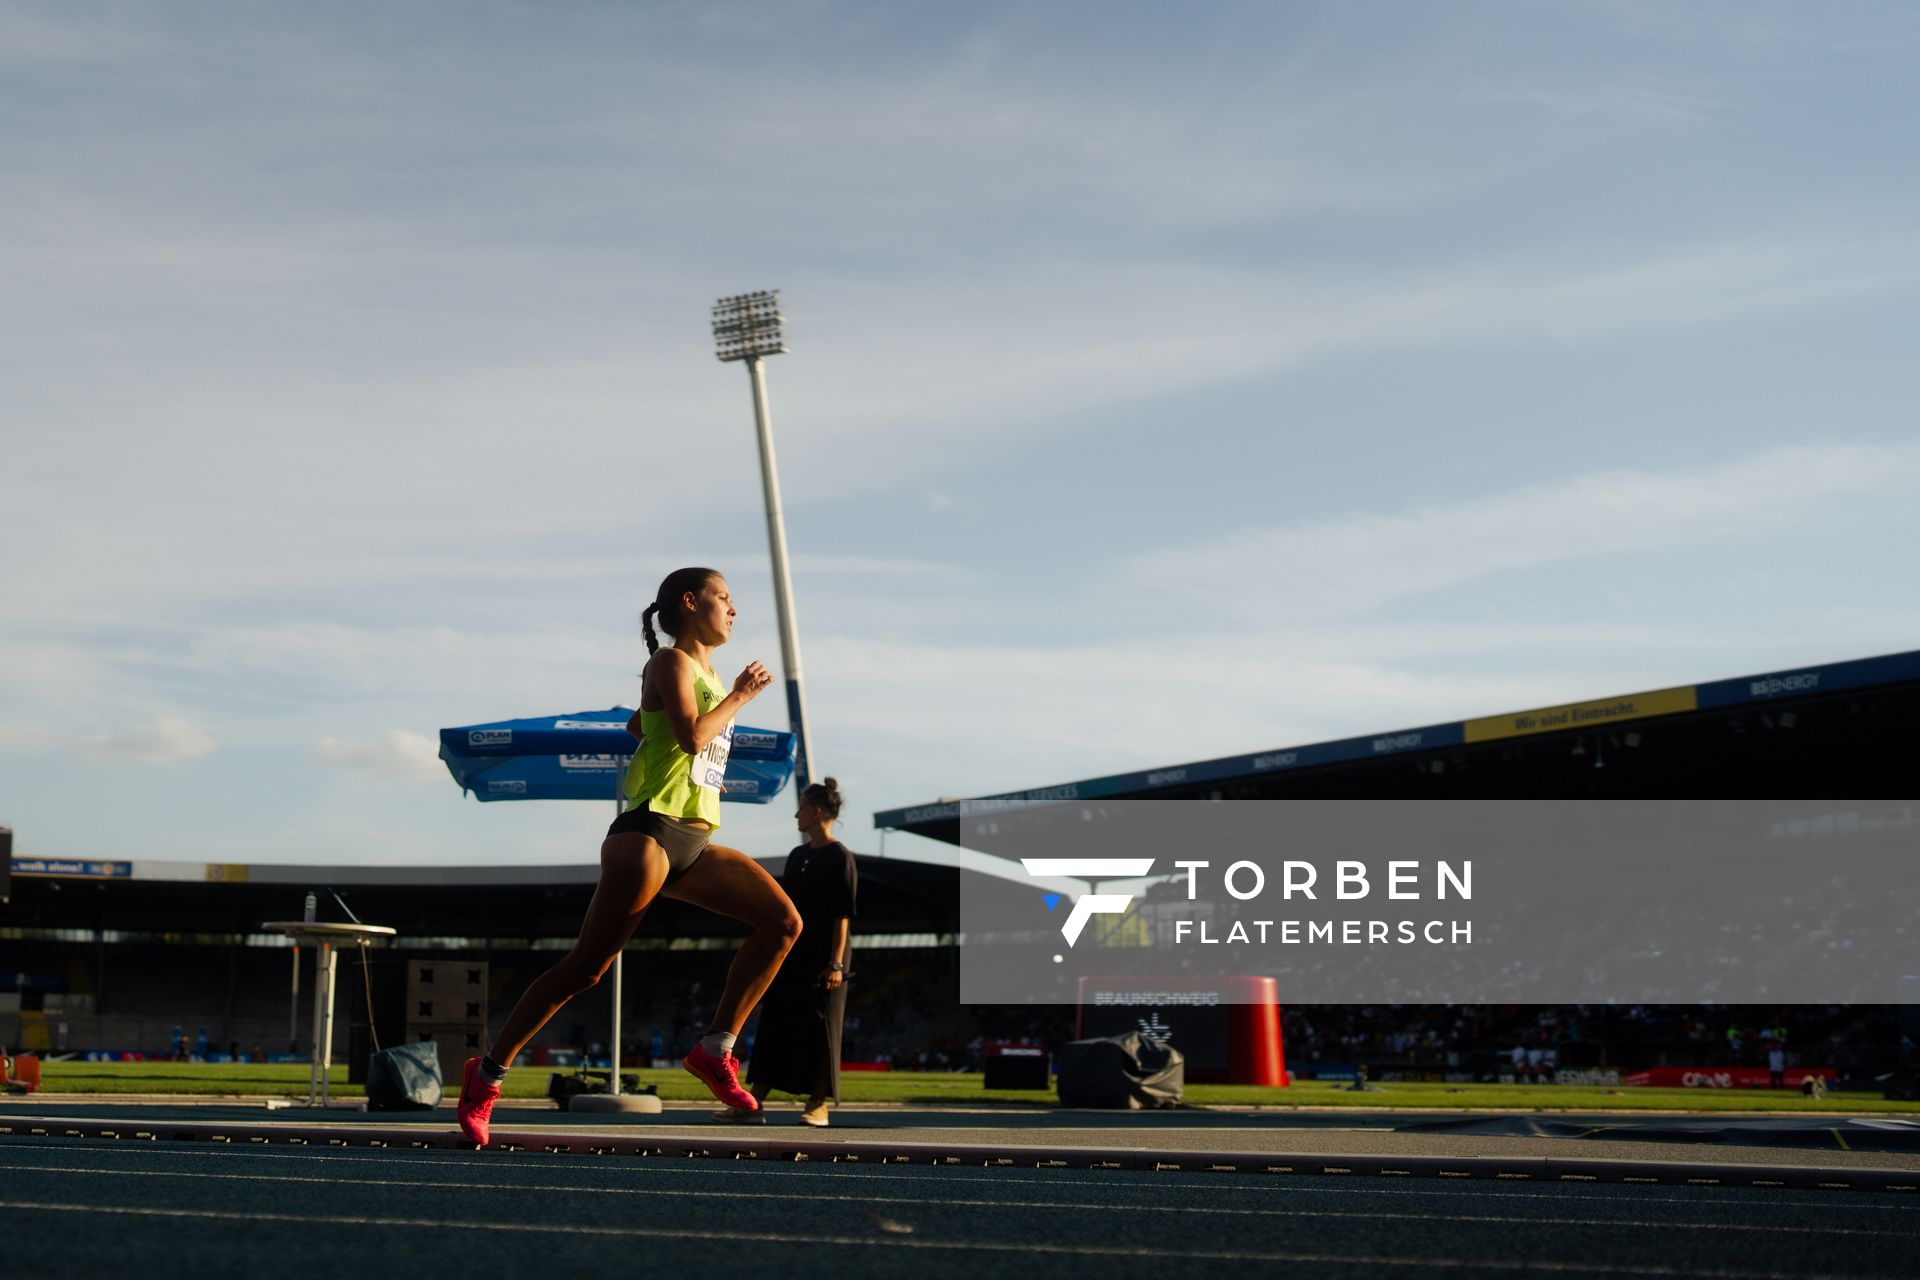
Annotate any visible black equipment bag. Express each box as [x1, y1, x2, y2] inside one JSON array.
[[366, 1040, 443, 1111], [1055, 1031, 1184, 1109]]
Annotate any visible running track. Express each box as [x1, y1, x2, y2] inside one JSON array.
[[3, 1135, 1916, 1279]]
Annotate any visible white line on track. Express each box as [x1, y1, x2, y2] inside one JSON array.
[[0, 1162, 1908, 1237], [1, 1140, 1910, 1213], [0, 1197, 1889, 1278]]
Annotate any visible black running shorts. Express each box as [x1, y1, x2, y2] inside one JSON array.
[[606, 804, 713, 884]]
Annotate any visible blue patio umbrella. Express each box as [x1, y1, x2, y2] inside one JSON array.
[[437, 708, 797, 1105], [438, 709, 796, 804]]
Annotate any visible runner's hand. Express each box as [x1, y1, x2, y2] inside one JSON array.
[[733, 661, 773, 700], [819, 968, 843, 990]]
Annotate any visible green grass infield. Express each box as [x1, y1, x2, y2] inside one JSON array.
[[20, 1060, 1920, 1113]]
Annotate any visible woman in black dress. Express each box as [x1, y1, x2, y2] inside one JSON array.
[[723, 777, 858, 1126]]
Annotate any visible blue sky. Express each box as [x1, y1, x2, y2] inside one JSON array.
[[3, 1, 1918, 869]]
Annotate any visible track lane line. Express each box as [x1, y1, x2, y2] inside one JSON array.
[[0, 1197, 1891, 1278], [0, 1163, 1909, 1237], [1, 1140, 1911, 1211]]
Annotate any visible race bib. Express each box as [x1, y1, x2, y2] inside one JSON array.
[[692, 722, 734, 793]]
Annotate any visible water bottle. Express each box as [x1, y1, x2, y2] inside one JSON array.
[[303, 892, 317, 924]]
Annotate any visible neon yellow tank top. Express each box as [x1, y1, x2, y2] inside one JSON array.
[[620, 657, 731, 827]]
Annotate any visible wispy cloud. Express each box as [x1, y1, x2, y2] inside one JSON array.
[[0, 9, 159, 66], [1563, 0, 1920, 58], [759, 232, 1920, 498], [792, 554, 972, 580], [314, 730, 445, 781], [1107, 442, 1920, 622], [72, 714, 216, 764]]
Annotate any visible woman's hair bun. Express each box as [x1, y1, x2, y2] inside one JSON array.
[[803, 776, 844, 819]]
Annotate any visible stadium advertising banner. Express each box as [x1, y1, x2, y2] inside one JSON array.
[[1461, 685, 1698, 743], [1622, 1067, 1837, 1090], [8, 857, 132, 879], [959, 800, 1920, 1004]]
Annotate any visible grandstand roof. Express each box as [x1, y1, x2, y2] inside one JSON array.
[[0, 854, 961, 941], [876, 646, 1920, 843]]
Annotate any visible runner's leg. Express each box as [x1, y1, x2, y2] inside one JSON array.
[[486, 833, 669, 1066], [661, 844, 801, 1037]]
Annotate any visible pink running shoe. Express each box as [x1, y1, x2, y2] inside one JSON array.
[[683, 1044, 757, 1111], [457, 1056, 502, 1146]]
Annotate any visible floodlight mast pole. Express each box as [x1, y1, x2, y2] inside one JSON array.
[[745, 354, 814, 788], [713, 290, 813, 789]]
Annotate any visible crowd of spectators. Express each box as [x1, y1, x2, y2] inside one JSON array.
[[615, 952, 1912, 1079], [14, 939, 1911, 1081], [1277, 1003, 1914, 1077]]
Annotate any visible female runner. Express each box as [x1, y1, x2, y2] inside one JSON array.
[[457, 567, 803, 1144]]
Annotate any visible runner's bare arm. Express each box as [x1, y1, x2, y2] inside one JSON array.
[[652, 650, 770, 754]]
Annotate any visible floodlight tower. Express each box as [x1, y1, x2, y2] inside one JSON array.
[[712, 290, 813, 788]]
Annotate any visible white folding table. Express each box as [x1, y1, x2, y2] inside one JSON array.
[[262, 920, 396, 1106]]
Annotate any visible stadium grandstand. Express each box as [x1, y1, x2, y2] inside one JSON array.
[[876, 646, 1920, 839], [4, 646, 1916, 1083], [873, 645, 1920, 1086], [0, 852, 984, 1070]]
